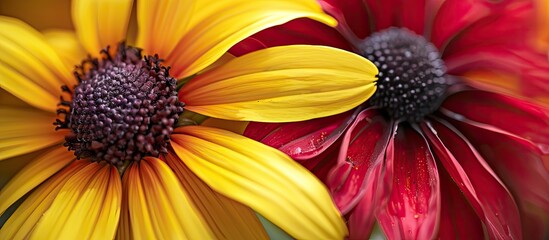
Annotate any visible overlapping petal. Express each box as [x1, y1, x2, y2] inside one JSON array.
[[437, 165, 484, 238], [230, 18, 352, 56], [0, 17, 75, 111], [320, 0, 373, 39], [42, 30, 86, 69], [376, 127, 440, 240], [0, 107, 66, 160], [0, 161, 88, 238], [170, 126, 348, 239], [0, 146, 73, 216], [164, 0, 337, 78], [244, 110, 355, 160], [430, 0, 498, 51], [72, 0, 133, 55], [439, 0, 535, 56], [441, 90, 549, 148], [164, 152, 269, 239], [31, 161, 121, 239], [180, 45, 377, 122], [136, 0, 197, 58], [122, 157, 213, 239], [339, 110, 395, 239], [441, 111, 549, 238], [422, 119, 522, 239], [327, 109, 393, 214]]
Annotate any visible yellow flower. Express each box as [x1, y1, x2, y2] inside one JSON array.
[[0, 0, 378, 239]]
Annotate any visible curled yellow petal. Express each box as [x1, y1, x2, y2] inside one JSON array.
[[72, 0, 133, 55], [165, 0, 337, 78], [123, 157, 213, 239], [171, 126, 348, 239], [180, 45, 377, 122], [165, 152, 268, 239]]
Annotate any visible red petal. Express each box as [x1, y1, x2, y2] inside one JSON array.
[[347, 127, 395, 239], [244, 110, 356, 160], [438, 164, 484, 238], [441, 90, 549, 150], [229, 18, 352, 56], [324, 0, 435, 39], [376, 126, 441, 240], [319, 0, 372, 39], [326, 109, 394, 214], [362, 0, 399, 32], [445, 48, 549, 101], [441, 0, 535, 57], [244, 119, 344, 183], [421, 119, 522, 239], [394, 0, 428, 35], [242, 122, 283, 144], [301, 141, 341, 181], [430, 0, 489, 49], [518, 204, 549, 239], [441, 112, 549, 238]]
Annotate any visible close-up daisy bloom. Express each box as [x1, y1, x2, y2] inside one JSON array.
[[236, 0, 549, 239], [0, 0, 382, 239]]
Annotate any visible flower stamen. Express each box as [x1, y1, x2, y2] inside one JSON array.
[[55, 43, 184, 166], [359, 28, 449, 122]]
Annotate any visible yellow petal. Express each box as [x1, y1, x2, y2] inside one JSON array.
[[42, 30, 86, 68], [180, 45, 377, 122], [72, 0, 133, 55], [123, 157, 213, 240], [165, 0, 337, 78], [170, 126, 348, 239], [30, 161, 121, 240], [0, 16, 75, 112], [197, 52, 236, 75], [164, 152, 269, 239], [0, 146, 73, 216], [116, 180, 132, 240], [0, 160, 87, 239], [0, 107, 66, 161], [136, 0, 198, 58], [90, 166, 123, 239]]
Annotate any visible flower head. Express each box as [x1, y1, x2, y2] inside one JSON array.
[[237, 0, 549, 238], [0, 0, 381, 238]]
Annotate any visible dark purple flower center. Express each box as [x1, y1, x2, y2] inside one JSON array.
[[55, 43, 184, 166], [358, 27, 449, 122]]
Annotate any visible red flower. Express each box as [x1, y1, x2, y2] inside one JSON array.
[[233, 0, 549, 239]]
